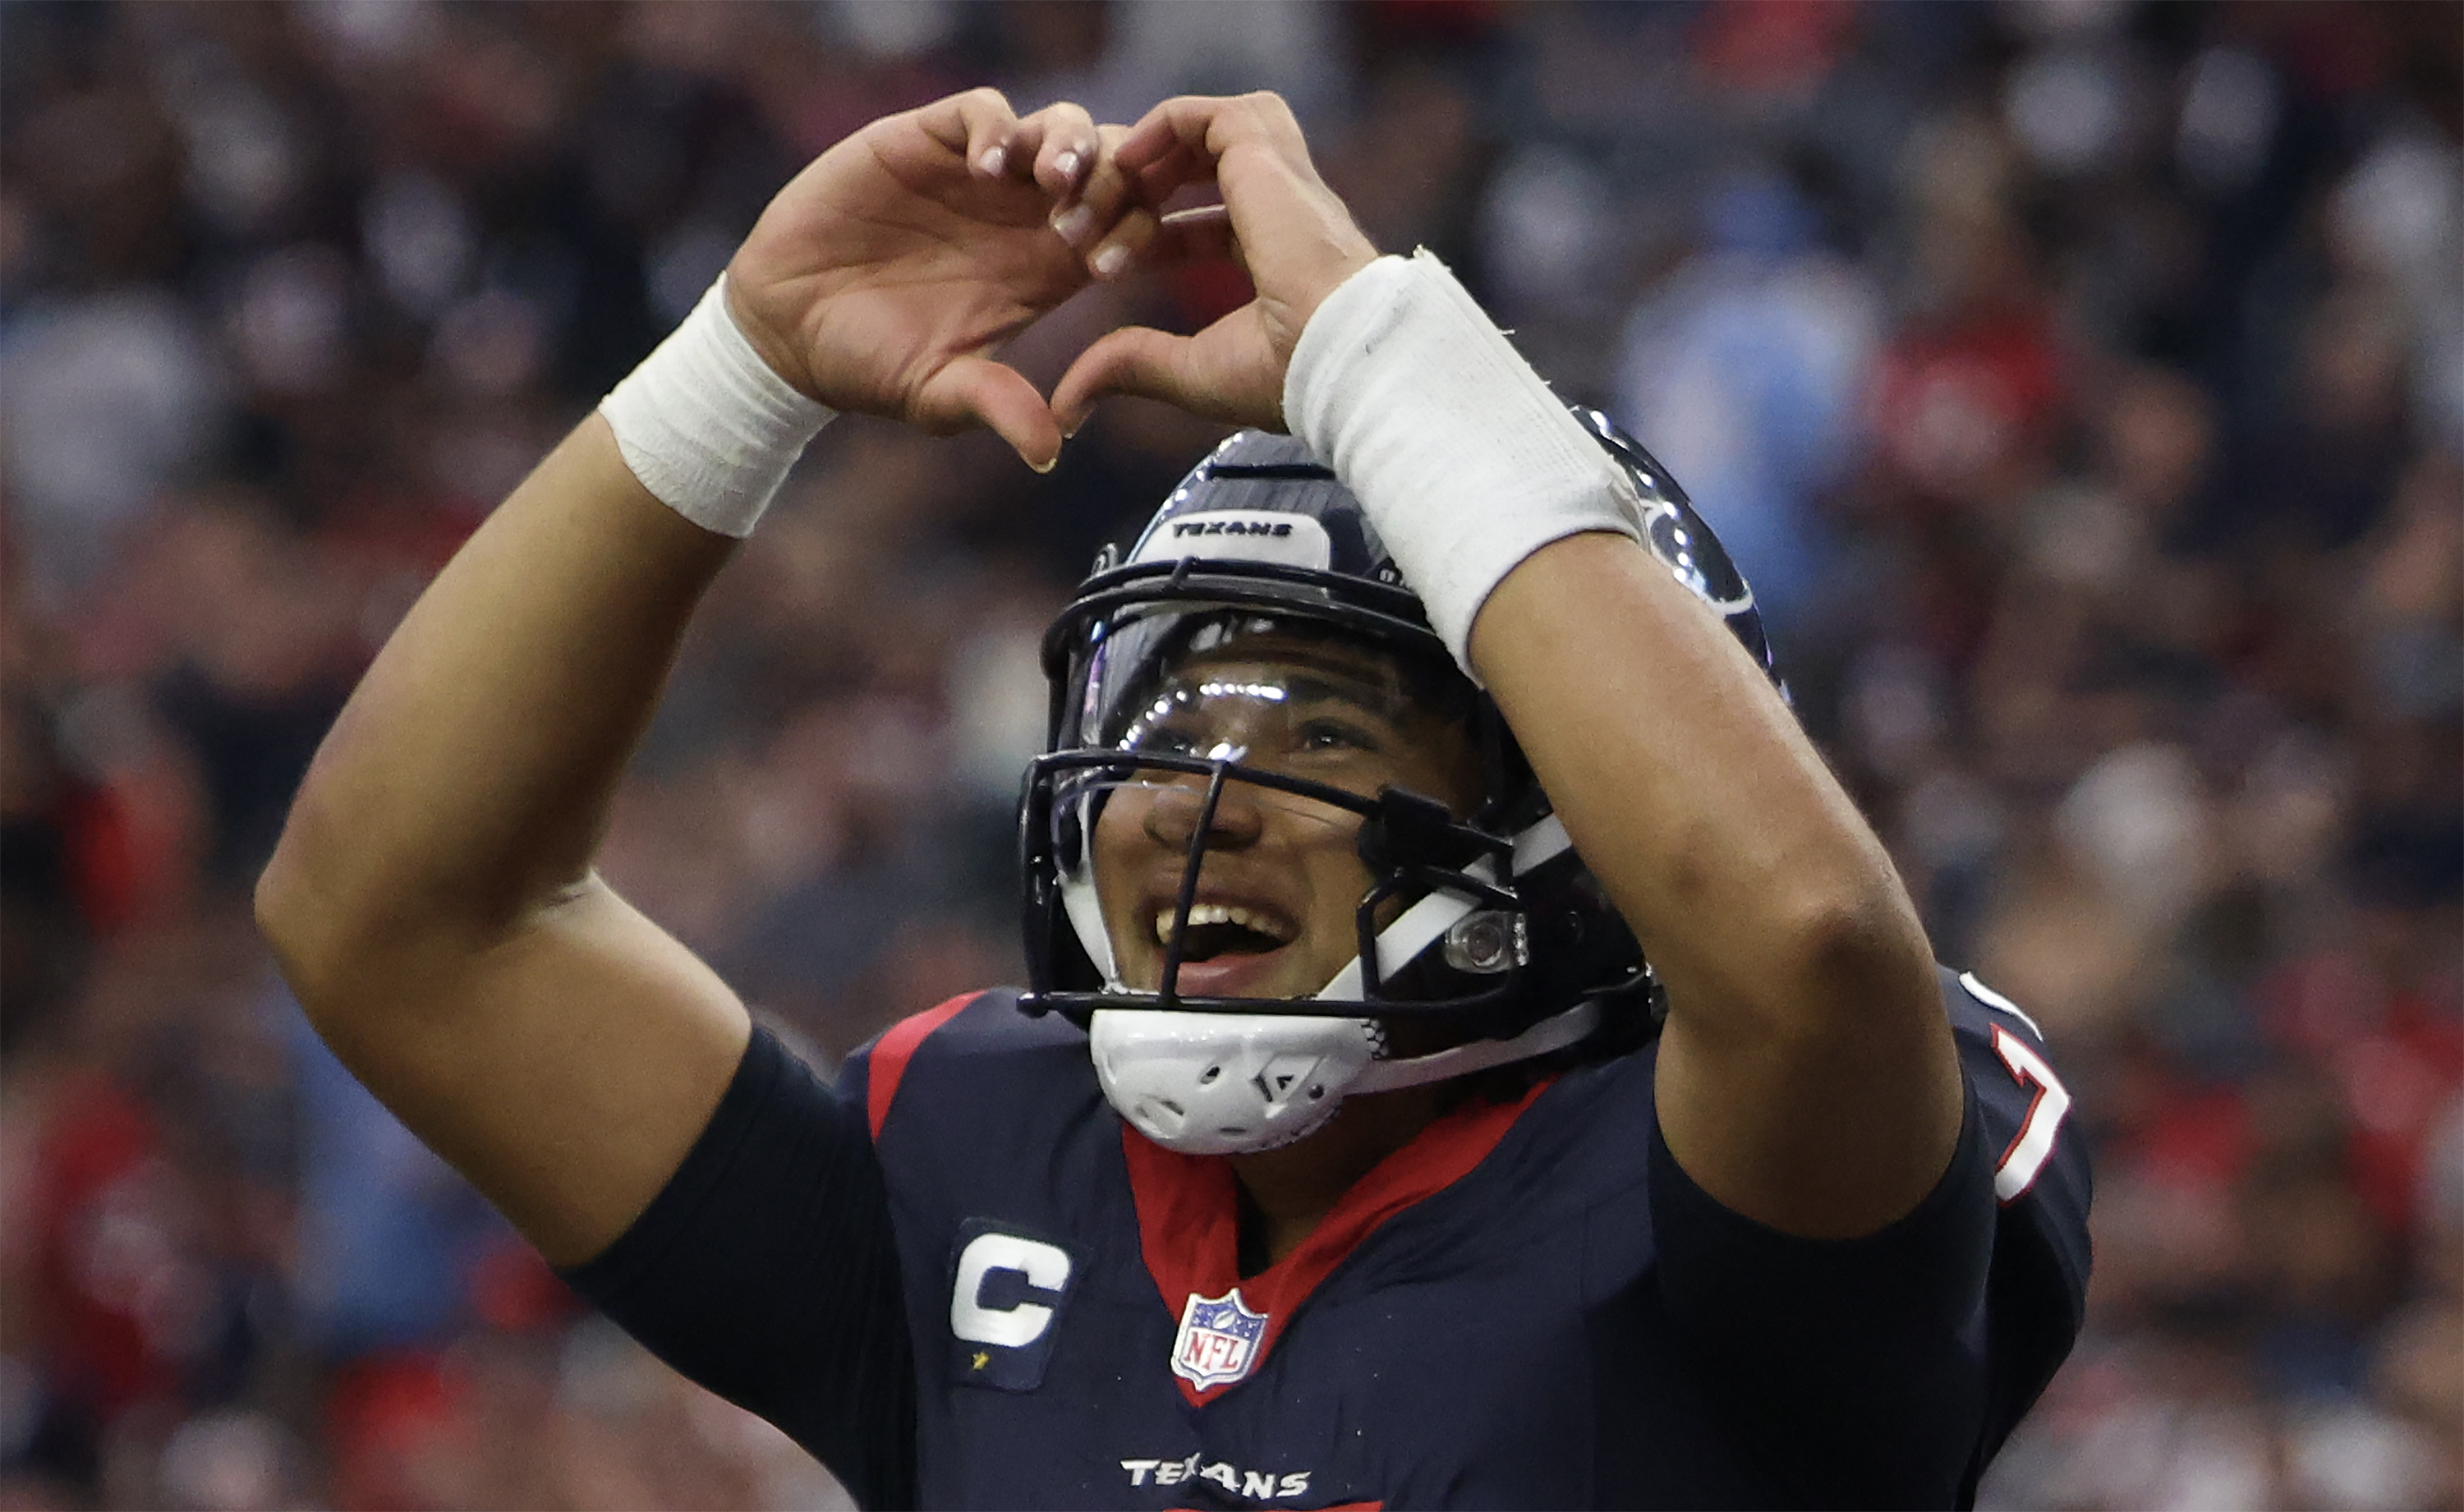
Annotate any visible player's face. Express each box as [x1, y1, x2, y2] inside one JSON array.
[[1089, 632, 1483, 1001]]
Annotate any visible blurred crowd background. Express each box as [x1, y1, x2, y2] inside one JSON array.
[[2, 2, 2457, 1508]]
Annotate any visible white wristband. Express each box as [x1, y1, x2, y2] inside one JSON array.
[[599, 274, 834, 538], [1282, 250, 1641, 669]]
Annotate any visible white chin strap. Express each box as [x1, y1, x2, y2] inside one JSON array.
[[1347, 999, 1598, 1094]]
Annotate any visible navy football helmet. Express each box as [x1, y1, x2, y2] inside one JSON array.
[[1019, 411, 1774, 1153]]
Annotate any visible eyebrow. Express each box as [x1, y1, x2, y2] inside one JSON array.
[[1278, 674, 1405, 721]]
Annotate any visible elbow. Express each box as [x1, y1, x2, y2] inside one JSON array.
[[256, 778, 571, 1032], [255, 779, 415, 1025], [1735, 842, 1942, 1069], [1762, 871, 1938, 1030], [1656, 818, 1933, 1009], [1648, 836, 1938, 1049], [1653, 819, 1933, 1029], [255, 801, 351, 1018]]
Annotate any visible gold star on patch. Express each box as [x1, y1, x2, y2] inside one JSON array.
[[972, 1351, 991, 1371]]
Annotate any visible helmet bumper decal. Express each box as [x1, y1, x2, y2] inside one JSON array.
[[1127, 509, 1335, 572]]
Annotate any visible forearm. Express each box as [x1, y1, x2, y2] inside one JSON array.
[[1473, 540, 1957, 1236], [260, 417, 733, 995], [1469, 535, 1934, 1038]]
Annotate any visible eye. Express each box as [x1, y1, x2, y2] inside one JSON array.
[[1131, 723, 1202, 756], [1295, 716, 1381, 755]]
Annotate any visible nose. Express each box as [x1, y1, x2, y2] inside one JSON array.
[[1142, 774, 1266, 853]]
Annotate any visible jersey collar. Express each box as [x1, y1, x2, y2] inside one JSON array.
[[1120, 1078, 1551, 1406]]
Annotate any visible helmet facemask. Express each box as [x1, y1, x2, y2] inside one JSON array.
[[1023, 600, 1614, 1154], [1047, 610, 1498, 1005]]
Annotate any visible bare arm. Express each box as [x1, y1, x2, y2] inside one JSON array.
[[258, 91, 1120, 1266], [1467, 537, 1957, 1238], [261, 429, 749, 1266], [1053, 93, 1959, 1239]]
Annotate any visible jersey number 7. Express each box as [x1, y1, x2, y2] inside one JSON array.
[[1963, 973, 2072, 1204]]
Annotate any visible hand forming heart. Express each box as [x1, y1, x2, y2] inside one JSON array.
[[722, 89, 1378, 472]]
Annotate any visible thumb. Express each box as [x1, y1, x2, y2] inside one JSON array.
[[1055, 324, 1287, 435], [917, 356, 1064, 472], [1050, 326, 1194, 436]]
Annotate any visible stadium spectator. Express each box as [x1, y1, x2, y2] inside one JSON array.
[[2, 3, 2453, 1507]]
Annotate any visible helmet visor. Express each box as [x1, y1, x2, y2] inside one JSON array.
[[1069, 606, 1476, 790]]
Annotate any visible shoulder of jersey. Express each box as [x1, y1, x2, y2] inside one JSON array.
[[928, 987, 1086, 1055], [1938, 963, 2091, 1225], [850, 988, 1083, 1060], [852, 986, 1091, 1132], [1941, 964, 2051, 1046]]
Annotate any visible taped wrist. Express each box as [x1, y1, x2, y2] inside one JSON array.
[[1282, 250, 1642, 669], [598, 274, 834, 537]]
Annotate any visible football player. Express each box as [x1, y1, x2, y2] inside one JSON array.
[[259, 90, 2089, 1508]]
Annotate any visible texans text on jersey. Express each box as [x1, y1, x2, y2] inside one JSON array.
[[1121, 1454, 1312, 1499]]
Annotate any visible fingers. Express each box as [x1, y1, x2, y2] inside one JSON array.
[[990, 108, 1145, 274], [1077, 200, 1234, 284], [918, 356, 1064, 473], [1057, 122, 1133, 258], [866, 91, 1318, 453], [951, 99, 1268, 286], [1002, 101, 1101, 199], [1084, 205, 1160, 281], [919, 87, 1023, 177], [1044, 120, 1136, 269], [1067, 122, 1233, 282], [1114, 92, 1308, 190]]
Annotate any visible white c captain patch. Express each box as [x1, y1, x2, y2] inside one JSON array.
[[1171, 1288, 1269, 1391], [947, 1221, 1077, 1391], [951, 1231, 1069, 1347], [1129, 510, 1333, 571]]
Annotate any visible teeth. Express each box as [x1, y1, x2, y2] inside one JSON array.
[[1154, 903, 1290, 946]]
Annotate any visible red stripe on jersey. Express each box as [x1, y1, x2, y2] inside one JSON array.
[[1123, 1075, 1553, 1408], [865, 993, 978, 1141]]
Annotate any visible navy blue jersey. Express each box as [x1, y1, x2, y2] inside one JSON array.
[[564, 967, 2089, 1510]]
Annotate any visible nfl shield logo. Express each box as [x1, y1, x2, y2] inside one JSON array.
[[1170, 1289, 1269, 1390]]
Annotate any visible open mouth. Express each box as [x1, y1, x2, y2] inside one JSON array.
[[1154, 902, 1295, 962]]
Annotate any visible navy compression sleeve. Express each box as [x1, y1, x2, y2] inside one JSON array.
[[1648, 1082, 1995, 1510], [561, 1027, 917, 1507]]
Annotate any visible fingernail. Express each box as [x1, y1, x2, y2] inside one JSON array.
[[1050, 204, 1094, 246], [1054, 149, 1082, 182], [1091, 243, 1129, 279], [1060, 419, 1083, 440], [1030, 453, 1057, 475], [977, 146, 1006, 176]]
